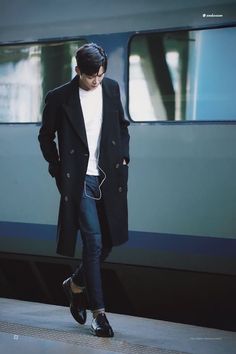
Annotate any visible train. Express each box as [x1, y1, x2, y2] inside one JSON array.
[[0, 0, 236, 330]]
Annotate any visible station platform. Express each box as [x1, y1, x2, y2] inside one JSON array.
[[0, 298, 235, 354]]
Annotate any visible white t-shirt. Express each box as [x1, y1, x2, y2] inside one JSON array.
[[79, 85, 103, 176]]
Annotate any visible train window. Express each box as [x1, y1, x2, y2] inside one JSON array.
[[0, 40, 85, 123], [129, 27, 236, 122]]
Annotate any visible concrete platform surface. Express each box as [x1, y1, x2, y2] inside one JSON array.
[[0, 298, 235, 354]]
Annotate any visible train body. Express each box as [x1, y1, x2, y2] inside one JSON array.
[[0, 0, 236, 329]]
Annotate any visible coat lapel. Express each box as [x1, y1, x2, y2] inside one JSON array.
[[62, 77, 114, 149], [100, 78, 114, 146], [62, 76, 88, 148]]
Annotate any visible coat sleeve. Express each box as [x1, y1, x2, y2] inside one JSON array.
[[38, 91, 60, 177], [116, 83, 130, 164]]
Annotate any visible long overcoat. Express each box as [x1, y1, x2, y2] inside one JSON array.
[[38, 76, 130, 257]]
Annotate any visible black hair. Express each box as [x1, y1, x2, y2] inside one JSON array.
[[75, 43, 107, 75]]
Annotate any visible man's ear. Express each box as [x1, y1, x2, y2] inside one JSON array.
[[75, 66, 81, 76]]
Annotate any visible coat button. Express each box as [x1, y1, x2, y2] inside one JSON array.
[[66, 172, 70, 178], [84, 153, 89, 157], [118, 187, 122, 192], [64, 196, 69, 202], [112, 140, 116, 146], [115, 163, 120, 169], [69, 149, 75, 154]]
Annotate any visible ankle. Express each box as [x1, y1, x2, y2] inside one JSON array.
[[70, 279, 83, 294], [92, 308, 105, 319]]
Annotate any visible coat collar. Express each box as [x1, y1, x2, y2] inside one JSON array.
[[62, 76, 112, 148]]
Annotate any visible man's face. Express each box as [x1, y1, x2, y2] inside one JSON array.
[[76, 66, 105, 91]]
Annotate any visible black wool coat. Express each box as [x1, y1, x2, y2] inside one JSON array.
[[38, 76, 130, 257]]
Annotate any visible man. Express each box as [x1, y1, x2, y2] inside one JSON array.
[[38, 43, 130, 337]]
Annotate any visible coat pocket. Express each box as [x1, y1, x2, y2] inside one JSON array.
[[122, 164, 129, 189], [48, 162, 61, 193]]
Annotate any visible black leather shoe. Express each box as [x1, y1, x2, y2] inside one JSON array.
[[62, 277, 87, 325], [90, 313, 114, 337]]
